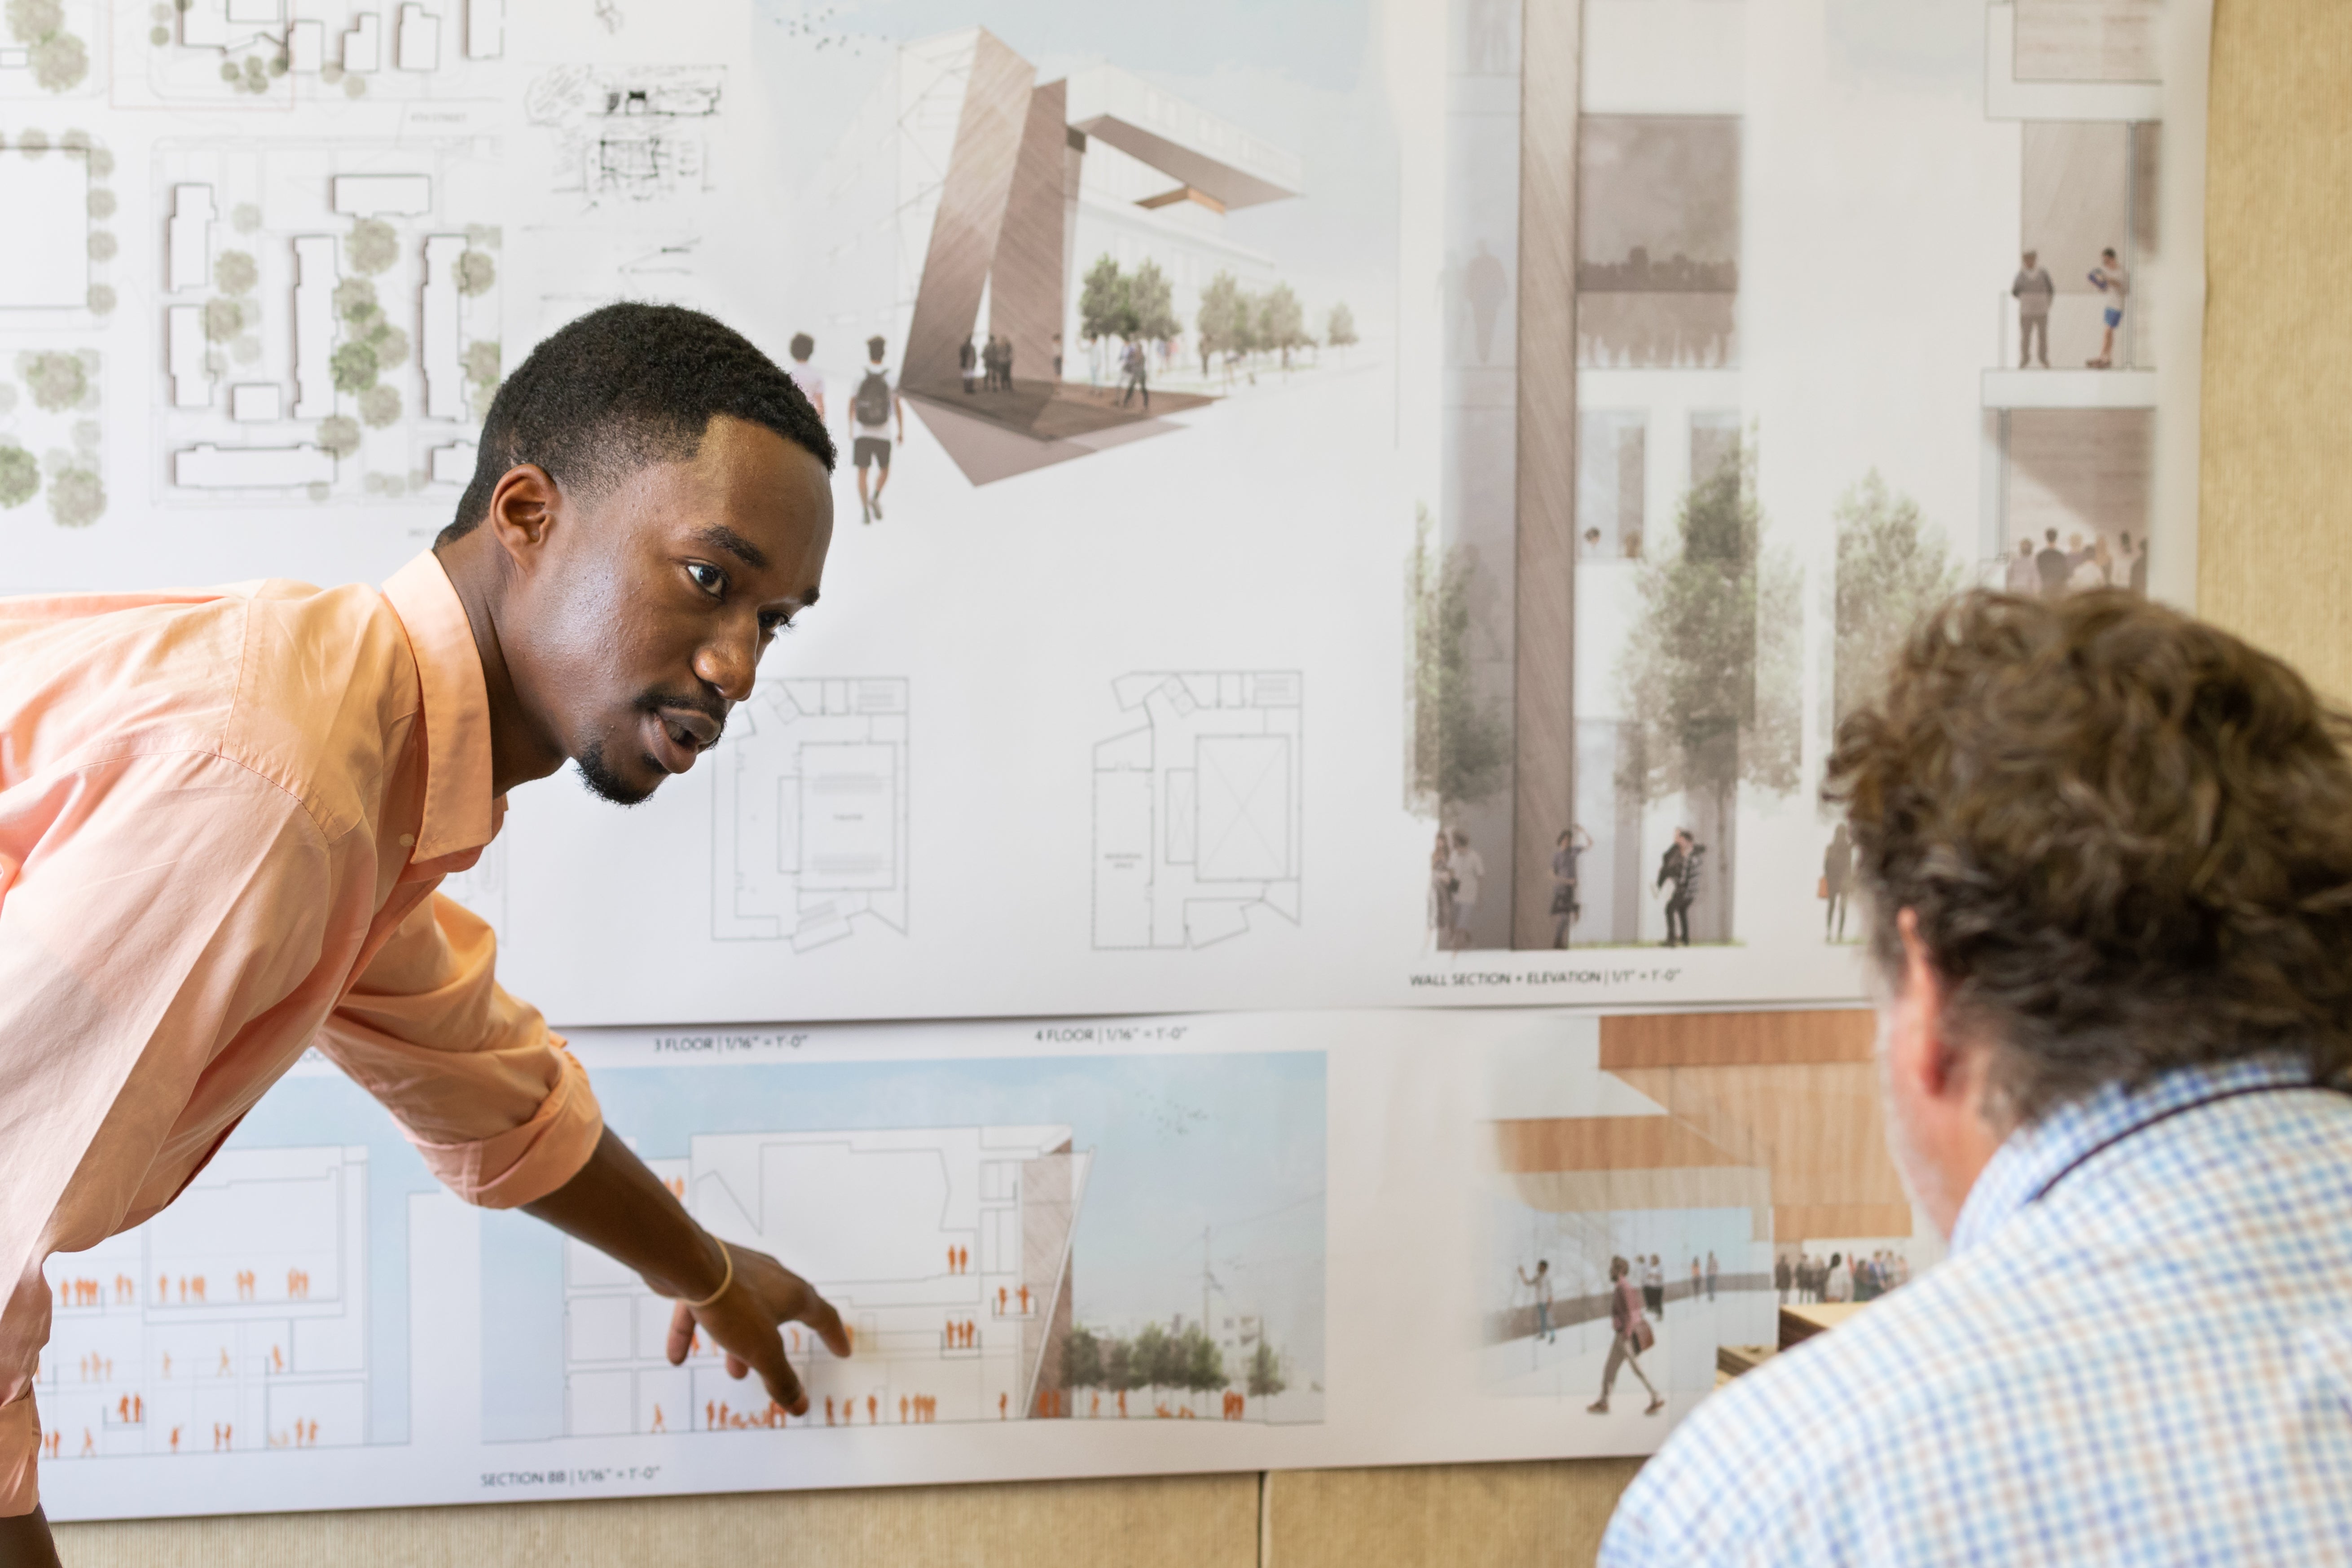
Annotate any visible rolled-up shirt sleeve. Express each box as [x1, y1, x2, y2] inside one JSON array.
[[317, 892, 602, 1208]]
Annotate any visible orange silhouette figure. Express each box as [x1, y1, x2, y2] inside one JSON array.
[[218, 1347, 232, 1375], [80, 1429, 93, 1456], [117, 1396, 130, 1423], [999, 1392, 1008, 1420], [651, 1404, 666, 1433], [1091, 1392, 1100, 1418], [866, 1395, 877, 1425], [998, 1287, 1007, 1314], [1018, 1285, 1030, 1314], [44, 1431, 61, 1460], [169, 1427, 180, 1453], [191, 1276, 206, 1303], [899, 1395, 908, 1424], [824, 1396, 834, 1426], [116, 1273, 135, 1303], [158, 1273, 167, 1304], [161, 1351, 172, 1379], [272, 1345, 285, 1372], [1118, 1390, 1128, 1418]]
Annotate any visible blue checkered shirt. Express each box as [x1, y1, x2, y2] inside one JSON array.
[[1600, 1054, 2352, 1565]]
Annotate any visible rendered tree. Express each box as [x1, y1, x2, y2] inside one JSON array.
[[1615, 441, 1801, 930], [1078, 255, 1130, 347], [1326, 302, 1358, 349], [1407, 504, 1510, 819], [1129, 259, 1178, 349], [1062, 1325, 1103, 1392], [1246, 1339, 1287, 1400], [0, 445, 36, 508], [1831, 470, 1961, 726], [1258, 282, 1307, 368], [1129, 1322, 1171, 1402], [1196, 271, 1249, 380], [1177, 1323, 1225, 1401]]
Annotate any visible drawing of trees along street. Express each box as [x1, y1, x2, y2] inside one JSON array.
[[711, 677, 908, 951], [36, 1147, 371, 1464], [1093, 672, 1302, 950], [152, 139, 501, 507], [560, 1128, 1090, 1435]]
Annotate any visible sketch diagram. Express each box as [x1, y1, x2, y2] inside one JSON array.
[[711, 677, 908, 952], [1093, 672, 1301, 950], [151, 140, 501, 506], [561, 1126, 1086, 1435], [117, 0, 501, 108], [523, 65, 723, 211], [36, 1147, 373, 1464], [0, 0, 97, 96]]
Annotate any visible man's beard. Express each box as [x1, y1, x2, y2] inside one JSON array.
[[574, 738, 657, 807], [573, 692, 730, 807]]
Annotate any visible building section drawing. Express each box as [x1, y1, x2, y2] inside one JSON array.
[[150, 140, 500, 507], [711, 677, 908, 952], [1093, 672, 1302, 951], [559, 1126, 1089, 1436], [523, 65, 724, 212], [36, 1147, 373, 1464], [803, 28, 1310, 484], [122, 0, 496, 106], [1978, 0, 2162, 589]]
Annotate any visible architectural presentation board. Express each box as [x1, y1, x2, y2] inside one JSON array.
[[2, 0, 2212, 1524], [38, 1004, 1937, 1522]]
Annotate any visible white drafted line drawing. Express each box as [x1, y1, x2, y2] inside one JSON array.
[[36, 1147, 370, 1461], [711, 677, 908, 952], [1092, 672, 1302, 950], [560, 1126, 1086, 1434]]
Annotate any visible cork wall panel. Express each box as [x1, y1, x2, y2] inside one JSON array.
[[1266, 1460, 1647, 1568], [2198, 0, 2352, 694]]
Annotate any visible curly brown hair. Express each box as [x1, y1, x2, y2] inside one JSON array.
[[1824, 589, 2352, 1126]]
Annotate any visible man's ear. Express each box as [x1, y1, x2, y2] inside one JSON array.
[[485, 463, 562, 571], [1882, 908, 1950, 1097]]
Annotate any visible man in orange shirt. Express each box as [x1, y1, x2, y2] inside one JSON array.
[[0, 304, 848, 1561]]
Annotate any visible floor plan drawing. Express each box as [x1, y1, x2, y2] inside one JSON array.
[[711, 676, 908, 953], [558, 1125, 1087, 1435], [150, 139, 501, 507], [523, 64, 723, 213], [1092, 672, 1302, 950], [36, 1146, 373, 1464]]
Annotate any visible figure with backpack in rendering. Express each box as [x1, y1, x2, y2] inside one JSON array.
[[851, 335, 904, 523]]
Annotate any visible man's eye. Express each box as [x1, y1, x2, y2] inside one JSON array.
[[687, 563, 724, 594], [760, 614, 794, 637]]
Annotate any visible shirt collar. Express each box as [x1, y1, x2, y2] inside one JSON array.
[[1949, 1052, 2317, 1255], [380, 550, 498, 862]]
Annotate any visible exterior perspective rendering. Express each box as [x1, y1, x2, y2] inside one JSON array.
[[797, 27, 1308, 485], [1483, 1009, 1933, 1414]]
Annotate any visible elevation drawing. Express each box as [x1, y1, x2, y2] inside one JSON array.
[[1093, 671, 1302, 950]]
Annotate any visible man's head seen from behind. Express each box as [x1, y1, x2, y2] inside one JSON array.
[[437, 303, 836, 806]]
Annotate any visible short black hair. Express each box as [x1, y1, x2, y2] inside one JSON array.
[[440, 303, 835, 545], [866, 335, 886, 360], [789, 332, 814, 360]]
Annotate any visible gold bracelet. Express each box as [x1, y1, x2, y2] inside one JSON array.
[[680, 1240, 734, 1310]]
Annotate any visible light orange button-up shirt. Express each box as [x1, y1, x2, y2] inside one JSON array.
[[0, 551, 603, 1514]]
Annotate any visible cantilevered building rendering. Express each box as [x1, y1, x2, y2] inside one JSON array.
[[800, 27, 1304, 483]]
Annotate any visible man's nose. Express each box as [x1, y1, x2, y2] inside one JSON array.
[[695, 631, 758, 703]]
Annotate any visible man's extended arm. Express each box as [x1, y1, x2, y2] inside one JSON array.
[[524, 1128, 848, 1412]]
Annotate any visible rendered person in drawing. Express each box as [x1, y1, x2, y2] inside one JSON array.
[[1552, 825, 1593, 948], [1588, 1256, 1665, 1417], [1120, 337, 1150, 409], [2011, 249, 2053, 368], [2005, 537, 2039, 594], [959, 335, 978, 394], [0, 304, 850, 1563], [1824, 821, 1854, 942], [2088, 246, 2129, 369], [1655, 830, 1701, 947], [2035, 528, 2072, 597], [2128, 532, 2150, 595], [1519, 1259, 1556, 1344], [1464, 240, 1507, 365], [1447, 829, 1486, 950], [1428, 829, 1457, 949], [787, 331, 825, 422], [850, 335, 903, 525]]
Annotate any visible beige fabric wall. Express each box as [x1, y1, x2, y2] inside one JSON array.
[[53, 2, 2351, 1562]]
